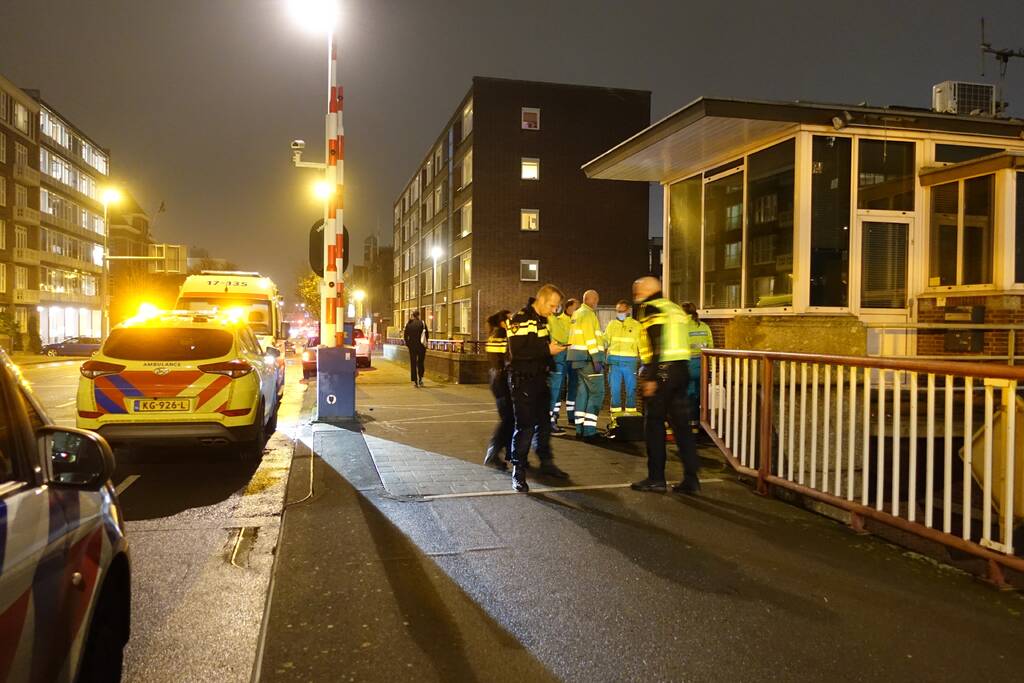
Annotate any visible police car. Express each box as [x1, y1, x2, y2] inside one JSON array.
[[0, 351, 130, 682], [76, 310, 281, 458]]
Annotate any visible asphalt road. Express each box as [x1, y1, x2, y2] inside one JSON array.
[[21, 357, 304, 683]]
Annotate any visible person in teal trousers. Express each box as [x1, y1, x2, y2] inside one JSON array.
[[681, 302, 714, 434]]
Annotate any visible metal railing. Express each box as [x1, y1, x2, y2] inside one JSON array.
[[701, 349, 1024, 582], [867, 322, 1023, 365], [385, 337, 488, 354]]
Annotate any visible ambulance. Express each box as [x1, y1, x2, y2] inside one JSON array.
[[175, 271, 286, 393]]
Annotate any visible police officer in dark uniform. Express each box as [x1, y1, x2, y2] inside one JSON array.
[[507, 284, 570, 492], [630, 275, 701, 495], [483, 309, 513, 471]]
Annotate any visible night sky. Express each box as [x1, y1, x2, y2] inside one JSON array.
[[2, 0, 1022, 301]]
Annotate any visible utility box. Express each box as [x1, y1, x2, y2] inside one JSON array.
[[944, 305, 984, 353], [317, 346, 356, 421]]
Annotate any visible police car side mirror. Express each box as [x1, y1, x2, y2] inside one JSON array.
[[39, 426, 116, 490]]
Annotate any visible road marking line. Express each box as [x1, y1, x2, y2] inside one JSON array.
[[56, 399, 76, 408], [418, 478, 725, 500], [115, 474, 140, 495]]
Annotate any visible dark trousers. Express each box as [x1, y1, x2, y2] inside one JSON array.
[[489, 368, 514, 457], [510, 371, 553, 466], [408, 343, 426, 382], [645, 361, 700, 482]]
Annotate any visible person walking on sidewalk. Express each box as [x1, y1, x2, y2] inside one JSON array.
[[547, 297, 577, 435], [630, 276, 701, 495], [567, 289, 606, 442], [682, 302, 714, 436], [604, 299, 643, 431], [507, 285, 570, 492], [483, 309, 513, 471], [403, 310, 428, 387]]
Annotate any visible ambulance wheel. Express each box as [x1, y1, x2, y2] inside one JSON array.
[[241, 400, 266, 460]]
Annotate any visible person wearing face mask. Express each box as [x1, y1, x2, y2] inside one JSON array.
[[603, 299, 643, 431], [547, 298, 578, 435]]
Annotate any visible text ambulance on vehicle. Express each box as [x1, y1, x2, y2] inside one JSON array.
[[175, 271, 286, 392], [76, 310, 281, 458]]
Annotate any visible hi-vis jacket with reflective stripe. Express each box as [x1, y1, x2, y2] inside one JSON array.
[[637, 294, 691, 378], [686, 320, 714, 354], [547, 312, 571, 345], [566, 303, 604, 364], [508, 301, 552, 374], [486, 329, 508, 370], [604, 316, 643, 359]]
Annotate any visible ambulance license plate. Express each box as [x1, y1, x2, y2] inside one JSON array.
[[133, 398, 191, 412]]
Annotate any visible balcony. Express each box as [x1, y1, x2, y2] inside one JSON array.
[[39, 250, 102, 273], [13, 290, 40, 305], [13, 206, 41, 227], [12, 247, 41, 266], [39, 290, 99, 306], [13, 163, 41, 187]]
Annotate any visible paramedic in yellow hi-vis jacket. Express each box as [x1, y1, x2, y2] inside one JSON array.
[[603, 299, 643, 429], [682, 302, 714, 435], [630, 276, 701, 495], [566, 289, 605, 442]]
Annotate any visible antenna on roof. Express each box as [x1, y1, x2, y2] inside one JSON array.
[[980, 16, 1024, 113]]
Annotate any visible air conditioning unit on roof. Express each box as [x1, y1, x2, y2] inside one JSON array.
[[932, 81, 996, 116]]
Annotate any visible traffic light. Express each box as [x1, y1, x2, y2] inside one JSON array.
[[309, 220, 349, 278]]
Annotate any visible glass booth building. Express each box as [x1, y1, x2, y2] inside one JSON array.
[[584, 97, 1024, 360]]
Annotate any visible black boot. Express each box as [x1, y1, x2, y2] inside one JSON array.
[[672, 478, 701, 496], [512, 466, 529, 492], [483, 446, 508, 471]]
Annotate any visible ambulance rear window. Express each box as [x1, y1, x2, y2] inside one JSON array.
[[103, 328, 234, 361]]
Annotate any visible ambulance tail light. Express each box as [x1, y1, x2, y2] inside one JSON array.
[[81, 360, 126, 380], [198, 360, 254, 379]]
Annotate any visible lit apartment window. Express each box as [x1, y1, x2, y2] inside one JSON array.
[[521, 209, 539, 231], [13, 102, 29, 134], [462, 150, 473, 187], [15, 142, 27, 167], [434, 186, 443, 212], [0, 263, 6, 294], [14, 266, 27, 291], [459, 253, 471, 286], [521, 107, 540, 130], [0, 91, 8, 122], [462, 101, 473, 140], [520, 259, 539, 281], [0, 219, 5, 249], [459, 201, 473, 237], [14, 184, 27, 208], [0, 131, 5, 163], [521, 158, 539, 180], [0, 177, 5, 207]]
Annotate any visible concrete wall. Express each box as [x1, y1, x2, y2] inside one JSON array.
[[383, 344, 490, 384], [723, 315, 867, 356]]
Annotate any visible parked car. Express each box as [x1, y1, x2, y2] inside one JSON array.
[[41, 336, 102, 357], [76, 310, 280, 458], [301, 330, 370, 379], [0, 349, 130, 682]]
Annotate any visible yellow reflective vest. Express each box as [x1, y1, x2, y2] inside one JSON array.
[[685, 320, 714, 354], [604, 316, 643, 359], [638, 297, 692, 364], [566, 303, 604, 363], [547, 312, 571, 345]]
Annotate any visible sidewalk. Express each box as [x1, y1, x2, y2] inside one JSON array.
[[355, 358, 722, 496], [8, 351, 87, 366], [258, 357, 1024, 682]]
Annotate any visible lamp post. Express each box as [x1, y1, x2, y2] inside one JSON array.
[[430, 245, 442, 334], [289, 0, 344, 347], [100, 187, 123, 336]]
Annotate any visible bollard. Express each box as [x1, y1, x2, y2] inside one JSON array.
[[317, 346, 356, 421]]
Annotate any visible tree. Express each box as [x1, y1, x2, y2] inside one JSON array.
[[26, 314, 42, 354], [296, 272, 320, 320]]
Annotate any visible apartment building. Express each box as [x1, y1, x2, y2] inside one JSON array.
[[392, 77, 650, 339], [31, 94, 108, 345], [0, 74, 44, 348]]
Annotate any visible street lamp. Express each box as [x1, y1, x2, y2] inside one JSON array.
[[287, 0, 344, 348], [100, 187, 123, 336], [353, 288, 366, 323], [430, 245, 443, 334]]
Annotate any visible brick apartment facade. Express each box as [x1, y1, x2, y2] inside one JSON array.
[[392, 77, 651, 339], [0, 73, 42, 349]]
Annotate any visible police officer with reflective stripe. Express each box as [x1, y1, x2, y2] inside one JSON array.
[[630, 276, 701, 495], [483, 309, 513, 471], [507, 284, 570, 492]]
